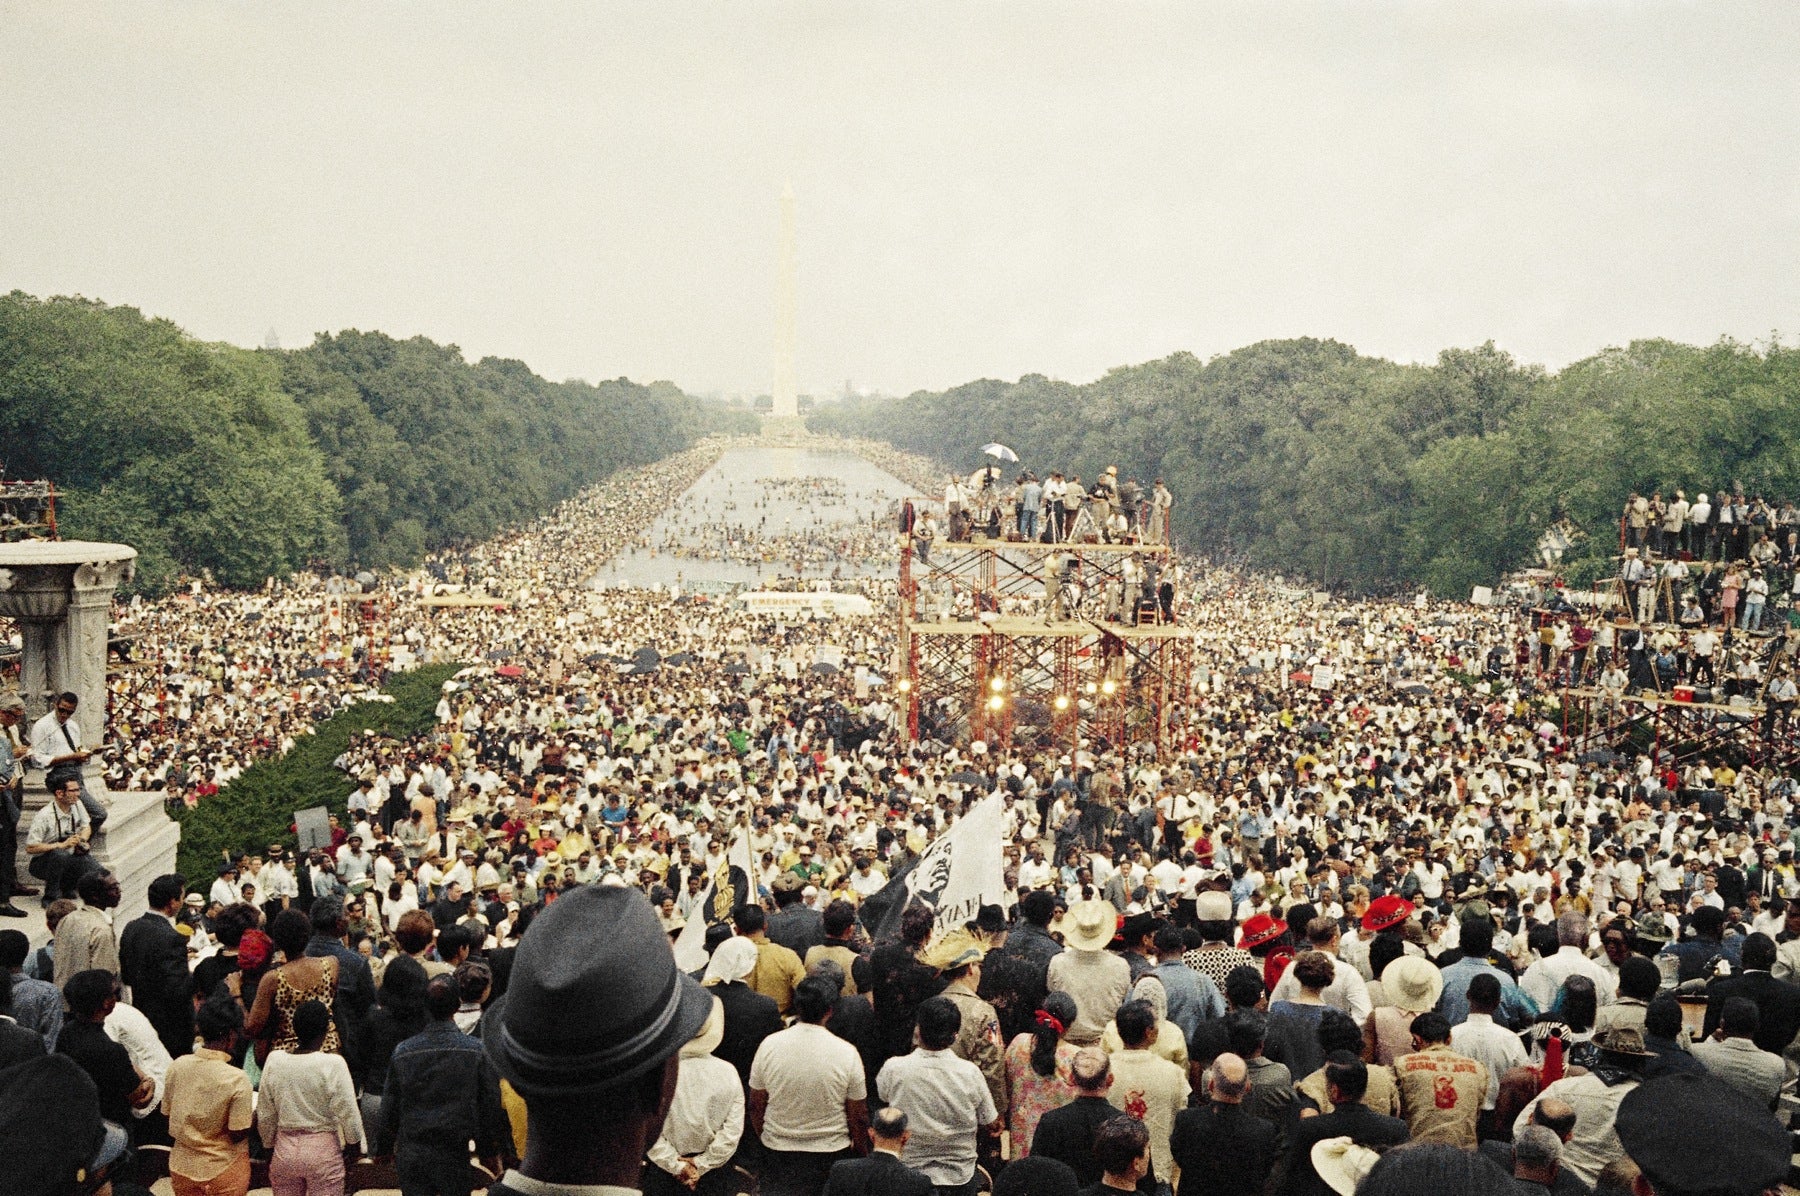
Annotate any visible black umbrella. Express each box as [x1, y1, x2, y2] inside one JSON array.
[[243, 611, 264, 622], [1337, 617, 1359, 627], [1396, 682, 1432, 695], [724, 662, 751, 675], [583, 653, 608, 666], [667, 652, 694, 665], [1238, 666, 1265, 676], [948, 769, 986, 786], [298, 667, 328, 678], [485, 649, 512, 661], [1432, 615, 1456, 626], [633, 647, 663, 666], [1578, 748, 1618, 765], [1304, 721, 1331, 738], [809, 662, 839, 674]]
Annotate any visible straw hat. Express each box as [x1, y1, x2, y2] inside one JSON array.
[[1062, 900, 1119, 953], [1312, 1137, 1382, 1196], [1381, 954, 1444, 1013]]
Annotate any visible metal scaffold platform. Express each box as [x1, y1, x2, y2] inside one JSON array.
[[896, 534, 1195, 753], [321, 592, 394, 684], [1560, 685, 1799, 770]]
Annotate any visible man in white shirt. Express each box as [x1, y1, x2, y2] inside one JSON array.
[[1521, 912, 1618, 1009], [749, 976, 870, 1196], [1450, 974, 1529, 1127], [876, 996, 999, 1190], [847, 856, 888, 900], [260, 847, 300, 914], [1268, 915, 1374, 1022], [28, 692, 106, 831]]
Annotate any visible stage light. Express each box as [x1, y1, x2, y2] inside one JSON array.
[[1085, 682, 1098, 695], [986, 695, 1005, 711], [896, 678, 912, 693], [989, 676, 1006, 692], [1101, 679, 1117, 695], [1053, 695, 1070, 711]]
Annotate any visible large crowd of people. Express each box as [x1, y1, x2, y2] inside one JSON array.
[[5, 433, 1800, 1196]]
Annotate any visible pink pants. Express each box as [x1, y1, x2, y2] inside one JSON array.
[[270, 1129, 346, 1196]]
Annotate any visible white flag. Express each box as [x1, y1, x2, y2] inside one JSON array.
[[906, 793, 1008, 936]]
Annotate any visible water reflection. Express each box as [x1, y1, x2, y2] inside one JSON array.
[[595, 446, 924, 589]]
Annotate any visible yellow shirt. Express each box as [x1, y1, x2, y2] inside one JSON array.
[[748, 937, 806, 1014], [162, 1047, 255, 1181]]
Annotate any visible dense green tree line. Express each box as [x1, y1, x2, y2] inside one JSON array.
[[0, 292, 754, 590], [808, 337, 1800, 596], [172, 661, 463, 880]]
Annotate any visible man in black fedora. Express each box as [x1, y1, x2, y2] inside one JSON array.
[[483, 884, 714, 1196], [1615, 1071, 1789, 1196]]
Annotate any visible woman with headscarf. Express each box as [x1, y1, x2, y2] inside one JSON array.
[[702, 935, 783, 1092], [1102, 975, 1189, 1071], [1003, 991, 1080, 1155], [646, 996, 745, 1196]]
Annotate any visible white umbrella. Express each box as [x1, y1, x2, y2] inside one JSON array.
[[979, 443, 1020, 462]]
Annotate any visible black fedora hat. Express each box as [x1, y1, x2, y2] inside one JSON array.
[[966, 904, 1008, 935], [0, 1053, 130, 1196], [483, 885, 711, 1097]]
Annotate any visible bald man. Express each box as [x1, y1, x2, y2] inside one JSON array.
[[1169, 1054, 1279, 1196]]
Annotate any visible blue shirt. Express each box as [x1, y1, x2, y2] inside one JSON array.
[[1152, 960, 1225, 1046], [1435, 956, 1539, 1029]]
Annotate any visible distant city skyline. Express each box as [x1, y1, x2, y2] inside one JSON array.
[[3, 3, 1797, 398]]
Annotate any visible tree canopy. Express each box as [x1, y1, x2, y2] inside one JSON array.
[[807, 336, 1800, 595], [0, 291, 753, 589]]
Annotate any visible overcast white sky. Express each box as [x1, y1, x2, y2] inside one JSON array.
[[3, 2, 1797, 397]]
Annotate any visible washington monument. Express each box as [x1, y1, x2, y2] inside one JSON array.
[[770, 182, 798, 419]]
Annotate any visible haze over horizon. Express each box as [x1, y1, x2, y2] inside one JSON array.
[[4, 1, 1797, 398]]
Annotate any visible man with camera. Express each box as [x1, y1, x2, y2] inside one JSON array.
[[26, 772, 101, 907]]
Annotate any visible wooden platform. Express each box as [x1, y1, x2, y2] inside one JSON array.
[[419, 594, 512, 608], [932, 537, 1170, 556], [1564, 687, 1763, 716], [908, 617, 1189, 639]]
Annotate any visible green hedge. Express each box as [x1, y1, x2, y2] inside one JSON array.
[[173, 662, 465, 881]]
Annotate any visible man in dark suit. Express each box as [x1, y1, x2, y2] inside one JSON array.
[[1170, 1053, 1278, 1196], [823, 1106, 932, 1196], [1030, 1048, 1130, 1187], [117, 873, 194, 1058], [57, 969, 153, 1130], [305, 895, 377, 1067], [1703, 932, 1800, 1056], [766, 874, 825, 959], [1274, 1053, 1409, 1196]]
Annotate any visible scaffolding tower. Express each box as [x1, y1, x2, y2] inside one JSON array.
[[897, 536, 1195, 753], [0, 478, 58, 541], [321, 592, 394, 684]]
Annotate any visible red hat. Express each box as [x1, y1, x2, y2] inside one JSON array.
[[237, 928, 273, 971], [1238, 913, 1288, 951], [1362, 894, 1415, 933]]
